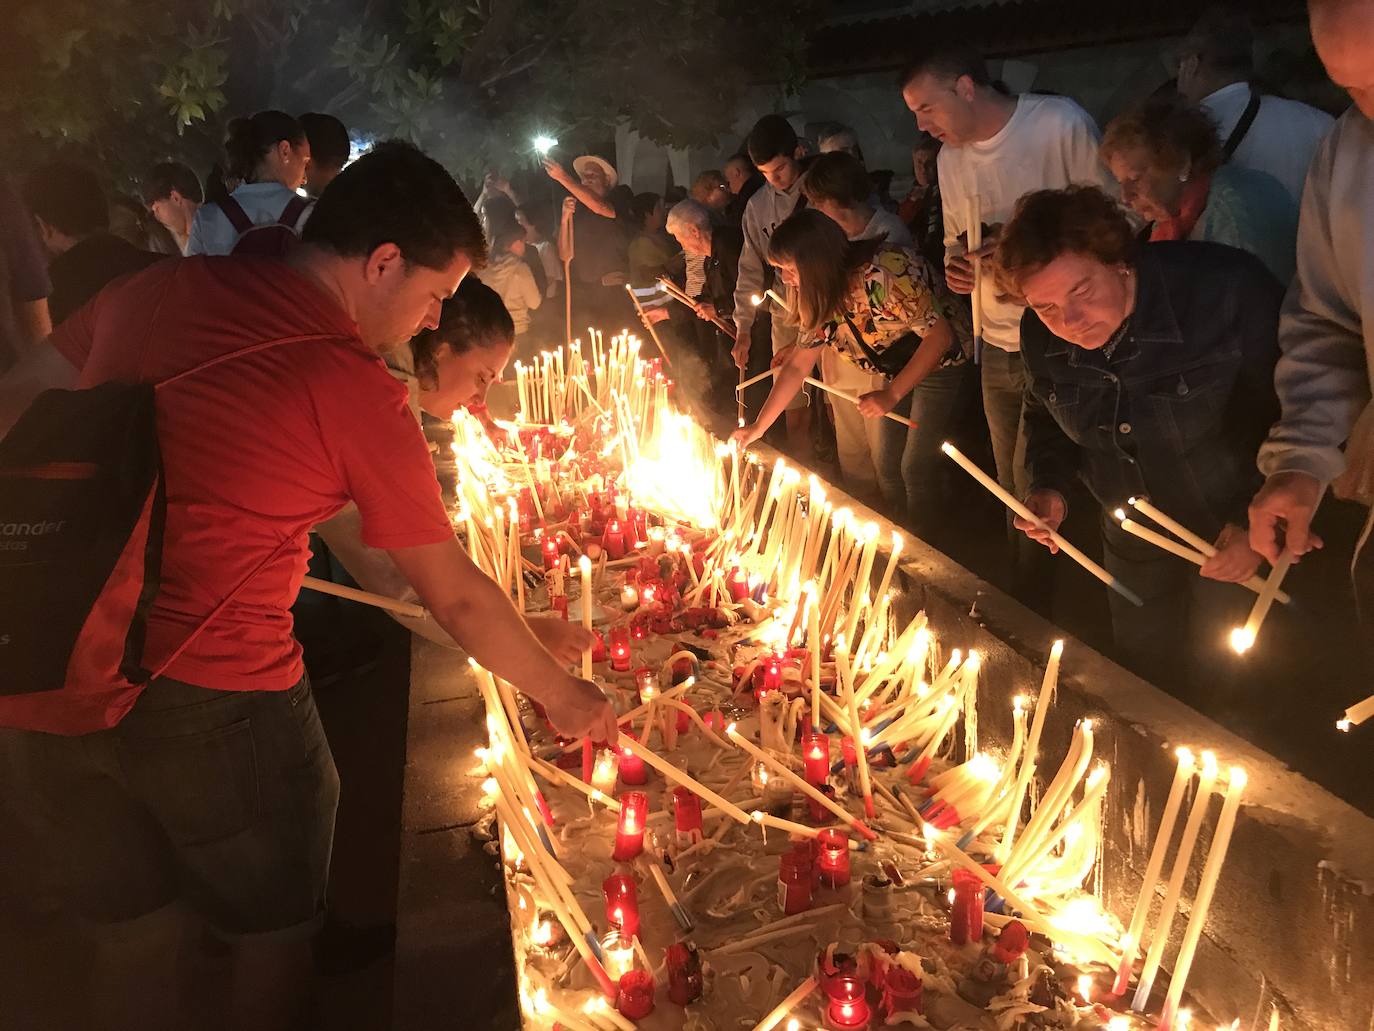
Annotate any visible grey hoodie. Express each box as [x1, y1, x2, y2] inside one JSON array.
[[732, 174, 805, 350]]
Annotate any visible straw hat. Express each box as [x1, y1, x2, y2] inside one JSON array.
[[572, 154, 618, 188]]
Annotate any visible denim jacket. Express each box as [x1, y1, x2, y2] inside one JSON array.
[[1021, 241, 1283, 538]]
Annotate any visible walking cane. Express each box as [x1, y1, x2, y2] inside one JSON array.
[[558, 197, 576, 346], [625, 285, 674, 369]]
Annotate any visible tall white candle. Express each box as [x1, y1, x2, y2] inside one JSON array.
[[1230, 552, 1294, 654], [999, 640, 1062, 859], [1158, 767, 1247, 1029]]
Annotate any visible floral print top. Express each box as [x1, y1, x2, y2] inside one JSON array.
[[807, 245, 966, 377]]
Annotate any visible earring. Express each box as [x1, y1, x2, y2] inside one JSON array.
[[1177, 171, 1189, 183]]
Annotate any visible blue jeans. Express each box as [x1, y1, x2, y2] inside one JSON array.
[[875, 362, 972, 534], [0, 674, 339, 937]]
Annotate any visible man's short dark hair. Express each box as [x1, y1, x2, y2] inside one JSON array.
[[23, 162, 108, 238], [801, 152, 873, 209], [1179, 5, 1254, 79], [299, 112, 351, 172], [302, 139, 487, 270], [898, 43, 992, 91], [746, 115, 799, 165], [142, 162, 203, 206], [724, 154, 754, 173]]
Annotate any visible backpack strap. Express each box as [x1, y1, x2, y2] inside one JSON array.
[[143, 531, 302, 683], [277, 195, 310, 229], [216, 196, 255, 235], [1221, 89, 1262, 163]]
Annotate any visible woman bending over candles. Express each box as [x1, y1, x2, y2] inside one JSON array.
[[995, 185, 1283, 696], [731, 209, 969, 535]]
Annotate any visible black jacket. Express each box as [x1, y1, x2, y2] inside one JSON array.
[[1021, 240, 1283, 537], [48, 233, 163, 326], [701, 224, 744, 318]]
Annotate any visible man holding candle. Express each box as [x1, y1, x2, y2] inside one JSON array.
[[994, 185, 1283, 695], [900, 42, 1112, 610], [1249, 0, 1374, 653], [0, 141, 617, 1031]]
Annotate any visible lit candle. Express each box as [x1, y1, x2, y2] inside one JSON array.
[[609, 626, 632, 672], [1229, 552, 1294, 654], [823, 971, 869, 1029], [817, 828, 851, 887], [602, 872, 640, 939], [579, 555, 594, 679], [603, 519, 627, 560], [635, 666, 659, 704], [612, 790, 648, 861], [802, 731, 831, 787], [620, 582, 640, 611], [590, 747, 620, 795], [1338, 692, 1374, 732], [727, 566, 750, 602], [1113, 747, 1196, 996], [542, 535, 560, 570], [1158, 768, 1247, 1031], [618, 743, 647, 785], [601, 930, 637, 982], [645, 525, 666, 555]]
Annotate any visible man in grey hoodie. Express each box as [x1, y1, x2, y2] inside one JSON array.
[[732, 114, 811, 457], [1250, 0, 1374, 645]]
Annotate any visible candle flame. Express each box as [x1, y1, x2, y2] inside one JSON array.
[[1228, 766, 1247, 789], [1112, 507, 1127, 522], [1076, 973, 1093, 1001], [1200, 751, 1219, 776], [1229, 626, 1256, 654], [1337, 718, 1353, 732]]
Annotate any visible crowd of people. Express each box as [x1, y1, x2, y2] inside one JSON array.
[[0, 1, 1371, 1028]]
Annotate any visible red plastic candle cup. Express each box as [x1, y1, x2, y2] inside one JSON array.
[[841, 736, 859, 790], [674, 707, 691, 734], [542, 536, 560, 570], [817, 828, 851, 887], [616, 969, 655, 1020], [882, 967, 923, 1019], [551, 594, 569, 620], [613, 791, 648, 861], [591, 631, 608, 663], [809, 783, 838, 824], [665, 942, 703, 1006], [603, 520, 627, 560], [609, 626, 632, 672], [602, 872, 640, 939], [949, 868, 985, 945], [824, 972, 870, 1029], [727, 567, 749, 602], [673, 786, 703, 846], [703, 710, 725, 733], [618, 744, 647, 785], [802, 732, 832, 786], [778, 848, 814, 915]]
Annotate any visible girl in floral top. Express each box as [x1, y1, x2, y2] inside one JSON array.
[[732, 209, 970, 531]]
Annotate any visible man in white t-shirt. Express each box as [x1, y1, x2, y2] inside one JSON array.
[[1176, 6, 1335, 206], [900, 43, 1112, 606]]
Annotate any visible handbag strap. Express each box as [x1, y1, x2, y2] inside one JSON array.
[[1221, 89, 1262, 163]]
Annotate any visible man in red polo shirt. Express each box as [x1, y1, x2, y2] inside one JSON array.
[[0, 141, 616, 1031]]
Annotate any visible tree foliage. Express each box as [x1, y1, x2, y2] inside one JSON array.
[[1, 0, 819, 189]]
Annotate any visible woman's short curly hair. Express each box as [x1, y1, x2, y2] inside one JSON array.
[[1101, 97, 1222, 179], [994, 185, 1137, 295]]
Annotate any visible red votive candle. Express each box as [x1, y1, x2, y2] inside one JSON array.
[[949, 868, 984, 945], [882, 967, 923, 1019], [603, 872, 640, 939], [616, 969, 655, 1020], [673, 786, 703, 847], [802, 731, 831, 786], [817, 828, 851, 887], [542, 536, 560, 570], [591, 631, 608, 663], [618, 744, 646, 785], [703, 710, 725, 734], [824, 972, 870, 1029], [609, 626, 632, 672], [551, 594, 568, 620], [841, 736, 859, 789], [603, 520, 627, 560], [778, 847, 814, 915], [613, 791, 648, 861]]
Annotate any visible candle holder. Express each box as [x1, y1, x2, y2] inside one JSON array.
[[635, 667, 659, 705], [600, 929, 637, 982], [778, 847, 814, 915], [616, 969, 655, 1020], [673, 786, 703, 847], [618, 744, 647, 785], [613, 791, 648, 861], [602, 872, 640, 939], [620, 582, 640, 611], [609, 626, 632, 672], [590, 747, 620, 795], [949, 868, 985, 945], [823, 971, 870, 1029], [809, 783, 839, 824], [590, 631, 608, 663], [881, 966, 923, 1019], [802, 731, 831, 787], [841, 736, 859, 791], [665, 942, 703, 1006], [602, 519, 627, 560], [727, 567, 750, 602], [818, 828, 851, 888], [542, 536, 560, 570]]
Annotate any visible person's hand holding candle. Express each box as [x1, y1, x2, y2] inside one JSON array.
[[1012, 488, 1068, 554], [856, 387, 899, 419], [1198, 524, 1264, 584], [525, 618, 596, 666], [543, 675, 618, 740]]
